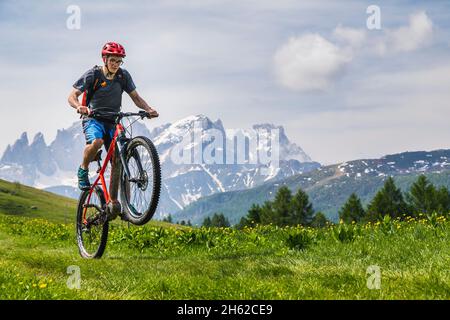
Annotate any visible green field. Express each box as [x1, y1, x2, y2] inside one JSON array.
[[0, 179, 449, 299]]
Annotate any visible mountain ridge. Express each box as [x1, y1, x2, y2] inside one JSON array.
[[0, 114, 317, 218], [175, 148, 450, 225]]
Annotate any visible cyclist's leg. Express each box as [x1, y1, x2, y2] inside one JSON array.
[[81, 119, 105, 169]]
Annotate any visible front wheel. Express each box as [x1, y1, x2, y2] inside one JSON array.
[[76, 187, 109, 259], [120, 136, 161, 225]]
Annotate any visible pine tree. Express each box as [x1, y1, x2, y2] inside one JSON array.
[[202, 216, 212, 227], [339, 193, 366, 223], [271, 186, 293, 226], [406, 175, 437, 216], [311, 212, 329, 228], [237, 204, 262, 228], [236, 217, 248, 229], [210, 213, 230, 227], [436, 186, 450, 216], [366, 176, 408, 221], [259, 201, 274, 225], [247, 204, 262, 225], [290, 188, 314, 226]]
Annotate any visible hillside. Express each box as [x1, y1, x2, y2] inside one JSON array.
[[0, 179, 77, 224], [0, 179, 173, 229], [176, 149, 450, 225]]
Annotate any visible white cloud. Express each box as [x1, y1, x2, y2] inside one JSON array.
[[376, 11, 433, 55], [291, 63, 450, 164], [333, 24, 366, 48], [274, 34, 352, 92], [274, 11, 435, 93]]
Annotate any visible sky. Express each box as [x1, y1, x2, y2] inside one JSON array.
[[1, 0, 450, 165]]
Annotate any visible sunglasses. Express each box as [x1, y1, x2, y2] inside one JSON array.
[[108, 58, 124, 65]]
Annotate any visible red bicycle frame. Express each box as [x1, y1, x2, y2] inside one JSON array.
[[82, 122, 125, 224]]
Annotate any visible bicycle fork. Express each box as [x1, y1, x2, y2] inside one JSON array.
[[117, 137, 146, 186]]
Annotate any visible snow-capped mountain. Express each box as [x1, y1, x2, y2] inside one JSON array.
[[0, 115, 319, 218]]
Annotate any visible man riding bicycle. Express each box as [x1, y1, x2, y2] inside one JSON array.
[[68, 42, 158, 202]]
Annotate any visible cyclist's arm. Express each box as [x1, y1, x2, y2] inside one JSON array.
[[128, 90, 156, 113], [68, 88, 83, 110]]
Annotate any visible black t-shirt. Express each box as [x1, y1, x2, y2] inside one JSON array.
[[73, 67, 136, 115]]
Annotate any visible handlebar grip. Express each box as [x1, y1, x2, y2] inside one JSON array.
[[138, 111, 150, 118]]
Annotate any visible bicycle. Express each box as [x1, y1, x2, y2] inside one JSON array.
[[76, 110, 161, 259]]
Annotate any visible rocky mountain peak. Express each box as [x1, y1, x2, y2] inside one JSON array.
[[1, 132, 30, 164], [31, 132, 46, 147]]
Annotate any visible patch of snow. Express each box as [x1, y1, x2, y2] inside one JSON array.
[[34, 166, 77, 189], [181, 191, 202, 205], [417, 165, 429, 172], [201, 164, 225, 192], [263, 165, 280, 181], [164, 183, 183, 210]]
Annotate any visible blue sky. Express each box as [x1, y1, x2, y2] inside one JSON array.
[[1, 0, 450, 165]]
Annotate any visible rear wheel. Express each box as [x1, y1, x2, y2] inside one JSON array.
[[76, 187, 109, 259], [120, 136, 161, 225]]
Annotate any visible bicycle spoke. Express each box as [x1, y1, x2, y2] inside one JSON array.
[[79, 190, 105, 256], [125, 143, 155, 216]]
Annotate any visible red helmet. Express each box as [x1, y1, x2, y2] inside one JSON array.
[[101, 42, 126, 59]]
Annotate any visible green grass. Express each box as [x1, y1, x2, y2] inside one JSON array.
[[0, 179, 449, 299], [0, 179, 77, 223], [0, 214, 448, 299]]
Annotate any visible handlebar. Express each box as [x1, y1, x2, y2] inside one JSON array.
[[85, 110, 156, 122]]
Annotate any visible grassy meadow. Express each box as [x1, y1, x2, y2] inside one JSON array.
[[0, 179, 449, 299]]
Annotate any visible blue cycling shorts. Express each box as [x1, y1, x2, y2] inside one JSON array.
[[82, 118, 115, 150]]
